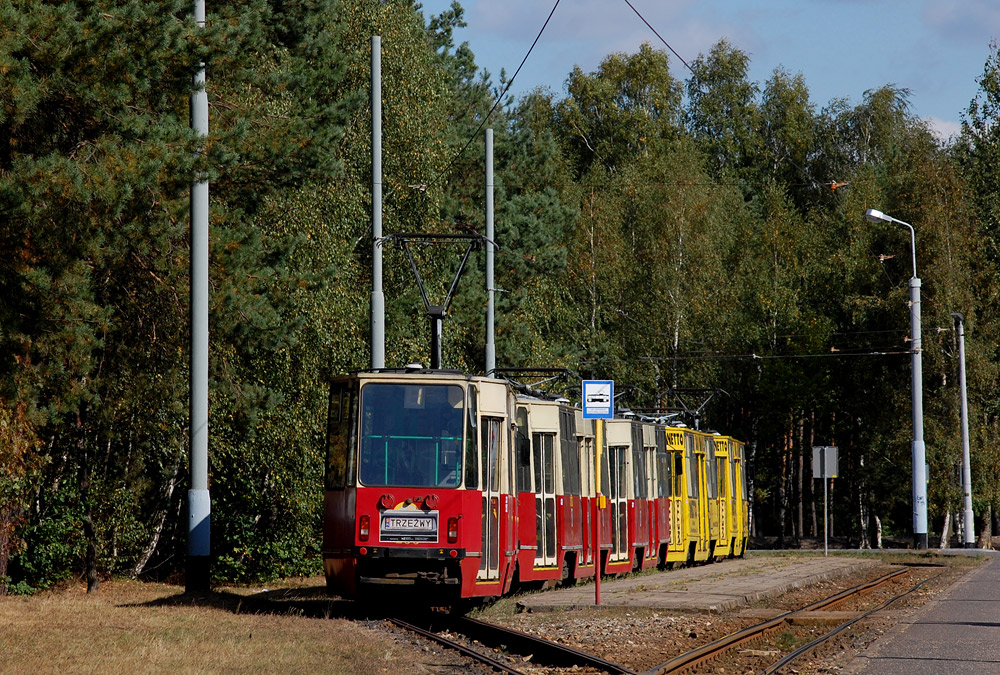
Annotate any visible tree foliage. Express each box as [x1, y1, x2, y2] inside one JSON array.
[[3, 3, 1000, 591]]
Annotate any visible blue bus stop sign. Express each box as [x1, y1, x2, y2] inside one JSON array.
[[582, 380, 614, 419]]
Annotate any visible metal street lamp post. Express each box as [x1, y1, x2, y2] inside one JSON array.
[[864, 208, 928, 549], [951, 313, 976, 548]]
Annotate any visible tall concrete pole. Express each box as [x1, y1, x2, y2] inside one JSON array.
[[188, 0, 211, 592], [485, 129, 496, 376], [952, 313, 975, 548], [865, 209, 928, 549], [370, 36, 385, 371], [909, 274, 928, 549]]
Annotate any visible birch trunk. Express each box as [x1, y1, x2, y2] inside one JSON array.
[[940, 508, 953, 548]]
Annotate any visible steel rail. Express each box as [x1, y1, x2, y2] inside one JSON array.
[[763, 571, 940, 674], [456, 616, 639, 675], [388, 617, 526, 675], [643, 567, 909, 675]]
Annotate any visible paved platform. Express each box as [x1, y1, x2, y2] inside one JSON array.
[[517, 552, 879, 612], [849, 550, 1000, 674]]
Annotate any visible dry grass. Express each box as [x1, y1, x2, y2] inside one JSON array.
[[0, 577, 428, 674]]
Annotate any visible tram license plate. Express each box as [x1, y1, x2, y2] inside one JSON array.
[[380, 512, 439, 543]]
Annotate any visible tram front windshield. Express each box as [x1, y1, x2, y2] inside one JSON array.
[[359, 383, 465, 488]]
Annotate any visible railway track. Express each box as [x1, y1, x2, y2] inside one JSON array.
[[389, 617, 529, 675], [389, 614, 637, 674], [643, 566, 932, 675]]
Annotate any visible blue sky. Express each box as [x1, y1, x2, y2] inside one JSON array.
[[417, 0, 999, 141]]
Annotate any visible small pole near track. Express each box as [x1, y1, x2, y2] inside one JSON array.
[[594, 418, 603, 605], [583, 380, 614, 605], [813, 446, 838, 556]]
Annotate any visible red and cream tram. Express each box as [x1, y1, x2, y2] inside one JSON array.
[[322, 367, 749, 601]]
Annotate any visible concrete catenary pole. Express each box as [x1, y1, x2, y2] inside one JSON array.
[[370, 36, 385, 371], [952, 313, 976, 548], [188, 0, 211, 592], [865, 209, 928, 549], [485, 128, 496, 376], [909, 274, 928, 549]]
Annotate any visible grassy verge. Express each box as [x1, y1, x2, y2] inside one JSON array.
[[0, 577, 419, 674]]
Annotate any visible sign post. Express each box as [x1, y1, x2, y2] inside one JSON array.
[[583, 380, 614, 605], [812, 446, 839, 556]]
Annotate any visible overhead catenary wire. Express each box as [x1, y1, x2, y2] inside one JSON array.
[[621, 0, 694, 75], [425, 0, 563, 191]]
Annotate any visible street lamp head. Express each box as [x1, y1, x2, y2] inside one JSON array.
[[865, 208, 891, 224]]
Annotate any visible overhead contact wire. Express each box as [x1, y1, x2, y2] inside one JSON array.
[[621, 0, 694, 75], [426, 0, 562, 190]]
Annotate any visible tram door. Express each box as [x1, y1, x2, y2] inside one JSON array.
[[533, 432, 557, 568], [607, 444, 629, 563], [478, 417, 503, 581]]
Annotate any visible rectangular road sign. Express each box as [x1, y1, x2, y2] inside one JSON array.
[[583, 380, 614, 419], [812, 445, 839, 479]]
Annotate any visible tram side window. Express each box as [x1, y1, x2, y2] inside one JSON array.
[[657, 450, 671, 497], [560, 411, 581, 496], [532, 433, 555, 494], [672, 453, 683, 496], [326, 384, 357, 490], [465, 386, 479, 489], [515, 407, 531, 492], [632, 447, 647, 499], [481, 417, 502, 492], [705, 442, 718, 499], [717, 457, 728, 498], [685, 437, 699, 499]]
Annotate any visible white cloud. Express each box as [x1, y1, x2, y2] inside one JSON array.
[[925, 116, 962, 143], [922, 0, 1000, 43]]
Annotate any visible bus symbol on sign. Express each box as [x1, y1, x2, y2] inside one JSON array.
[[583, 380, 614, 419]]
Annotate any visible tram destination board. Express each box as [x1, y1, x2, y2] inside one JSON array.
[[380, 511, 439, 543]]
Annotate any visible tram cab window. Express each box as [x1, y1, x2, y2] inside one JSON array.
[[358, 383, 465, 488]]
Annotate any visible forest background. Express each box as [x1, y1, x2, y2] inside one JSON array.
[[2, 0, 1000, 593]]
